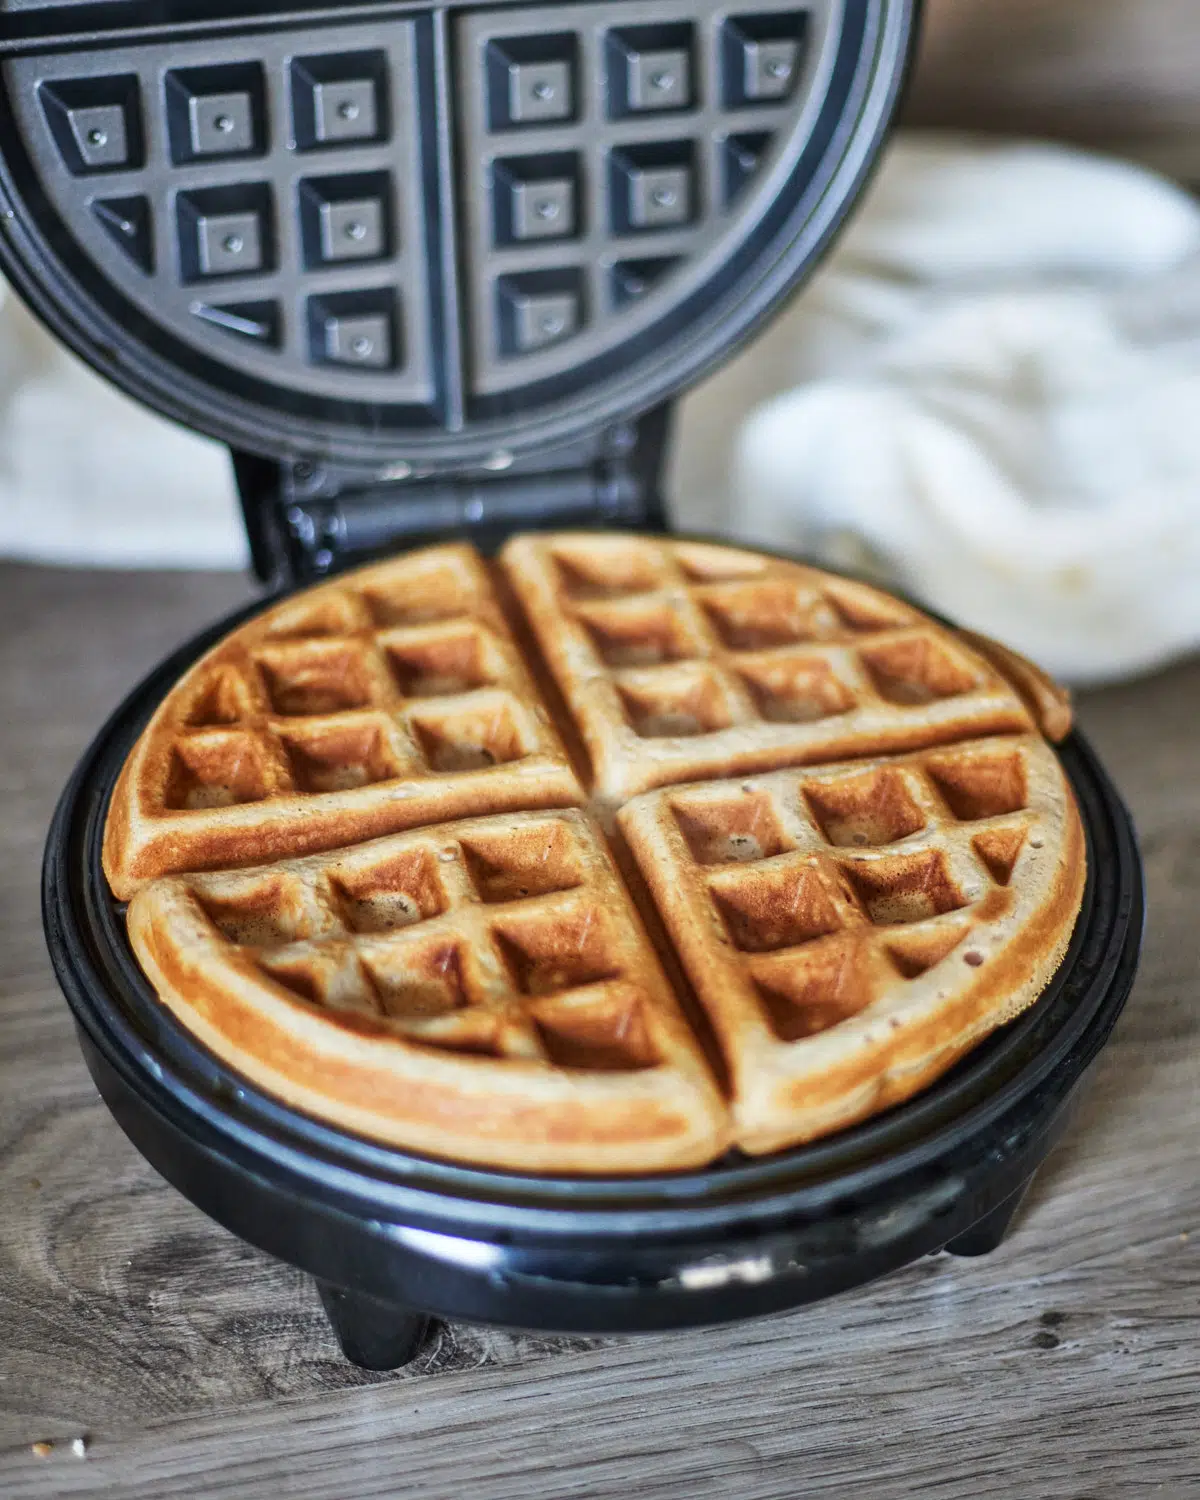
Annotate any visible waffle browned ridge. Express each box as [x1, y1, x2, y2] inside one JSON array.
[[111, 533, 1085, 1173], [103, 543, 584, 899], [500, 535, 1040, 808], [128, 809, 727, 1173], [618, 733, 1085, 1155]]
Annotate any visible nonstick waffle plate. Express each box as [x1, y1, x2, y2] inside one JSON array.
[[0, 0, 916, 463]]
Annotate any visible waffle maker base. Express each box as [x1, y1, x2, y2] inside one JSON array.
[[43, 557, 1144, 1370]]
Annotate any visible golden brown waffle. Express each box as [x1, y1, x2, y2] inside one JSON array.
[[618, 734, 1086, 1155], [127, 808, 727, 1173], [111, 533, 1085, 1172], [104, 544, 583, 898], [500, 534, 1036, 808]]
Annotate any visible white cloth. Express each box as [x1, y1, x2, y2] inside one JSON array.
[[700, 136, 1200, 683], [0, 295, 244, 568]]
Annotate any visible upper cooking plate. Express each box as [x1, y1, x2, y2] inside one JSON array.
[[0, 0, 913, 465]]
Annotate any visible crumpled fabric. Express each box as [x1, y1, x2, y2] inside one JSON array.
[[680, 135, 1200, 683], [0, 293, 244, 568]]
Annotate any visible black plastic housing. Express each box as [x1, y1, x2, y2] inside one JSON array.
[[43, 570, 1145, 1365]]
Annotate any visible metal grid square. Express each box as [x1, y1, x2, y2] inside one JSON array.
[[503, 172, 578, 243], [312, 78, 379, 144], [455, 0, 834, 402], [321, 309, 394, 368], [317, 196, 388, 263], [507, 58, 573, 124], [188, 92, 256, 157], [69, 103, 130, 168], [6, 1, 835, 431], [39, 75, 144, 176], [624, 47, 692, 113], [196, 208, 264, 277], [8, 20, 437, 413]]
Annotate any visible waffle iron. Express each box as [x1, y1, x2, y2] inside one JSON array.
[[20, 0, 1145, 1368]]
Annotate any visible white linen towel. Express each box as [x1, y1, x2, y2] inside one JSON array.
[[683, 136, 1200, 683], [0, 295, 244, 568]]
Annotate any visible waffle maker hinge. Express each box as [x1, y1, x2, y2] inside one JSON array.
[[232, 404, 673, 586]]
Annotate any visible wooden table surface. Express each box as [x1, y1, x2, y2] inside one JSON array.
[[1, 563, 1197, 1500]]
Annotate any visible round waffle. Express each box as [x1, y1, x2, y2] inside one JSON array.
[[110, 534, 1085, 1173]]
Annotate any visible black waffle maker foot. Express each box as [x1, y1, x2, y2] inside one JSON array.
[[316, 1283, 432, 1370]]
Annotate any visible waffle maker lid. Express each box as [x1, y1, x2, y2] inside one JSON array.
[[0, 0, 917, 581]]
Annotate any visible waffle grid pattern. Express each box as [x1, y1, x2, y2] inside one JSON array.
[[173, 811, 667, 1072], [112, 539, 1082, 1168], [620, 737, 1048, 1049], [4, 0, 831, 420], [105, 547, 582, 895], [506, 535, 1033, 803], [6, 18, 436, 408], [455, 0, 831, 395], [164, 555, 566, 809]]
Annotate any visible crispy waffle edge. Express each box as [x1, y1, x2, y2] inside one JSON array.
[[125, 808, 731, 1174], [107, 535, 1088, 1171], [617, 734, 1087, 1157]]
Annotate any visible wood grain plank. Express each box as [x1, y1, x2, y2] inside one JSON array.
[[3, 1151, 1197, 1500], [908, 0, 1200, 181], [0, 566, 1196, 1499]]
